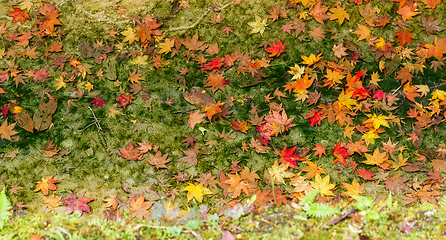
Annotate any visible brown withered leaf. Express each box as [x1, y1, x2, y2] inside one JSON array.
[[33, 93, 57, 131], [183, 87, 216, 107]]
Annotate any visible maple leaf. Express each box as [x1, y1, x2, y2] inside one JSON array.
[[357, 167, 375, 180], [120, 142, 142, 161], [182, 183, 212, 203], [394, 29, 415, 47], [265, 40, 287, 58], [304, 109, 326, 127], [128, 70, 144, 84], [310, 174, 335, 197], [158, 38, 174, 55], [148, 151, 170, 169], [263, 110, 296, 137], [302, 161, 326, 179], [329, 5, 349, 25], [204, 75, 227, 93], [121, 27, 138, 45], [116, 93, 133, 109], [388, 152, 408, 171], [188, 110, 206, 129], [268, 161, 295, 185], [179, 149, 198, 167], [332, 142, 350, 166], [34, 176, 60, 195], [231, 120, 251, 133], [397, 5, 419, 22], [384, 173, 409, 194], [252, 190, 273, 208], [182, 33, 205, 51], [248, 15, 267, 35], [103, 195, 121, 210], [287, 64, 305, 80], [129, 196, 152, 219], [363, 148, 388, 168], [301, 53, 323, 65], [312, 144, 327, 160], [34, 4, 62, 34], [91, 97, 105, 108], [341, 178, 364, 198], [204, 100, 224, 120], [9, 8, 30, 25], [61, 192, 94, 217], [43, 194, 62, 211], [0, 120, 19, 141], [332, 43, 348, 58], [310, 1, 330, 24], [353, 24, 371, 41], [420, 14, 444, 35]]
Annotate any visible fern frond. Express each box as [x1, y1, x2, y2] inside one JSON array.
[[0, 188, 12, 230], [300, 190, 320, 206], [305, 203, 340, 218]]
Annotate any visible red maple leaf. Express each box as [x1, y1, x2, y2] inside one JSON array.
[[201, 57, 224, 72], [277, 146, 305, 168], [32, 67, 51, 83], [116, 93, 133, 109], [265, 40, 287, 58], [332, 142, 350, 166], [61, 192, 94, 217], [304, 109, 326, 127], [8, 8, 31, 25], [91, 97, 105, 108], [356, 167, 375, 180]]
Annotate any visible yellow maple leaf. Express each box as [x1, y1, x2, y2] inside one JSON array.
[[364, 113, 390, 130], [181, 183, 212, 203], [158, 38, 175, 55], [129, 54, 149, 65], [430, 89, 446, 101], [310, 174, 335, 197], [329, 5, 349, 25], [54, 76, 66, 91], [268, 160, 295, 184], [121, 26, 137, 45], [84, 82, 94, 92], [341, 178, 363, 198], [301, 53, 322, 65], [337, 90, 356, 110], [248, 15, 267, 35], [415, 85, 430, 97], [361, 130, 380, 146], [388, 152, 408, 171], [363, 148, 388, 166], [302, 161, 326, 179], [324, 69, 345, 88]]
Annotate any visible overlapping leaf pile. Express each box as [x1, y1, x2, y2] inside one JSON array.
[[1, 0, 446, 234]]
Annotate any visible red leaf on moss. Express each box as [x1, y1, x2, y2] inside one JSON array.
[[61, 192, 94, 217], [8, 8, 31, 25], [120, 142, 142, 161], [116, 93, 133, 109], [265, 40, 286, 58], [357, 167, 375, 180]]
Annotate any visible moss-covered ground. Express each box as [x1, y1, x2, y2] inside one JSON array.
[[1, 0, 446, 239]]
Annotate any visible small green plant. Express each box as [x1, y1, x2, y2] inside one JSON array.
[[0, 188, 12, 230], [299, 190, 341, 218]]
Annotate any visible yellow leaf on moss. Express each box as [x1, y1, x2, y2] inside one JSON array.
[[182, 183, 212, 203], [310, 174, 335, 197]]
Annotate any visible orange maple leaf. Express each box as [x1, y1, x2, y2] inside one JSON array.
[[204, 100, 224, 120], [394, 29, 415, 47], [204, 75, 227, 93], [0, 120, 19, 141], [396, 5, 419, 22], [34, 176, 60, 195], [34, 4, 62, 34], [231, 119, 251, 133], [310, 1, 330, 25]]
